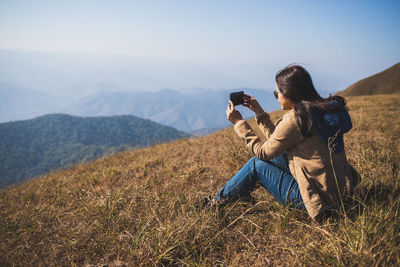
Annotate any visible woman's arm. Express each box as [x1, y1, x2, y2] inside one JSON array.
[[234, 110, 304, 160], [226, 100, 243, 125], [242, 94, 276, 138], [254, 112, 276, 139]]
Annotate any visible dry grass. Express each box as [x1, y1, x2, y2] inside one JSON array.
[[1, 95, 399, 266]]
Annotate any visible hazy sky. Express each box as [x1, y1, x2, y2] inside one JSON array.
[[0, 0, 399, 91]]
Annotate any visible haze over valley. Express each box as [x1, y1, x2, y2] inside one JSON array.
[[0, 49, 284, 132]]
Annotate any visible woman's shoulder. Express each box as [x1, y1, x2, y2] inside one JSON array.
[[275, 109, 302, 133], [276, 109, 296, 124]]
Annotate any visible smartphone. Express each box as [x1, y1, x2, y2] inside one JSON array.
[[230, 91, 244, 106]]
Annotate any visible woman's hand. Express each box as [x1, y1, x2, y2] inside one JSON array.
[[243, 94, 264, 115], [226, 100, 243, 125]]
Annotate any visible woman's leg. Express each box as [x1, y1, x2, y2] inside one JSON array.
[[215, 155, 305, 209]]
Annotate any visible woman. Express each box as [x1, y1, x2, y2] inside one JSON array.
[[210, 65, 354, 219]]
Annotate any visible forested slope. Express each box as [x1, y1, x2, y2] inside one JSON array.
[[0, 114, 189, 188]]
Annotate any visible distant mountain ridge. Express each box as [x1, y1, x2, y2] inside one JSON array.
[[0, 113, 189, 188], [0, 50, 282, 132], [0, 83, 280, 132], [60, 88, 279, 133], [338, 62, 400, 96], [0, 81, 63, 122]]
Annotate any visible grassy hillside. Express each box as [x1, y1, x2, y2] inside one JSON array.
[[338, 62, 400, 96], [1, 95, 399, 266], [0, 114, 189, 188]]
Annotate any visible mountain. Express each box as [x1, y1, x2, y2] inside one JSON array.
[[0, 82, 64, 122], [0, 78, 279, 133], [0, 49, 280, 132], [0, 114, 189, 188], [61, 88, 280, 133], [1, 94, 399, 265], [338, 62, 400, 96]]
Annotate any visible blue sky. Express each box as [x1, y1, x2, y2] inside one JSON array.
[[0, 0, 399, 91]]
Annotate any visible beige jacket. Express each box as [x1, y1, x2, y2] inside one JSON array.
[[234, 110, 353, 218]]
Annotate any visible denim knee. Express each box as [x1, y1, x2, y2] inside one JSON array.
[[248, 157, 260, 182], [247, 156, 258, 169], [249, 156, 258, 165]]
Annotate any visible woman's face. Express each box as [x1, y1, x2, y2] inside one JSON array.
[[275, 84, 294, 110]]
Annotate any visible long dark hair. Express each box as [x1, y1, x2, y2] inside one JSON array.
[[275, 64, 347, 137]]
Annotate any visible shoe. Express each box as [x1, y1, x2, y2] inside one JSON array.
[[202, 195, 219, 209]]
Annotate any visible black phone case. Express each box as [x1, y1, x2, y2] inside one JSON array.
[[230, 91, 244, 106]]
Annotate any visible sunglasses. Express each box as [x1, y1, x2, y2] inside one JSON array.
[[273, 91, 278, 99]]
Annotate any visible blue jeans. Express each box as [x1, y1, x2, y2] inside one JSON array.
[[216, 153, 305, 209]]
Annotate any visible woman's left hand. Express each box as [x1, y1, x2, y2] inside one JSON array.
[[226, 100, 243, 125], [243, 94, 264, 115]]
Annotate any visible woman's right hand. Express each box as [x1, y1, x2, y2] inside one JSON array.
[[243, 94, 264, 115]]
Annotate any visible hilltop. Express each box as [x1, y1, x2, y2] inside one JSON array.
[[0, 114, 189, 188], [1, 94, 399, 266], [338, 62, 400, 96]]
